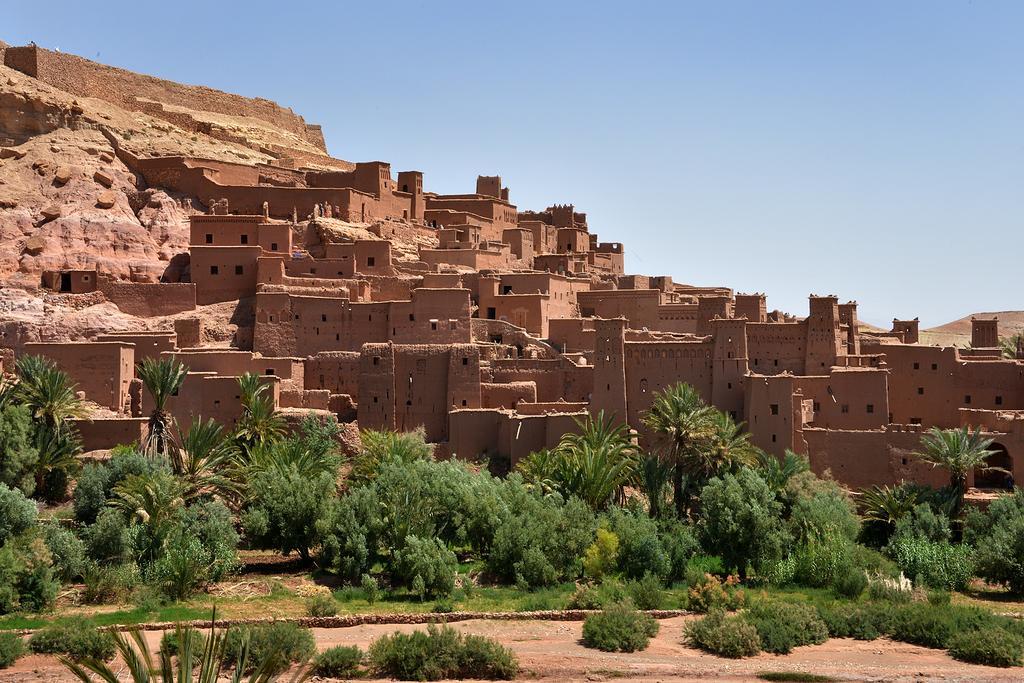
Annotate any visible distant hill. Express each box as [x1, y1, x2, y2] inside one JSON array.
[[921, 311, 1024, 347]]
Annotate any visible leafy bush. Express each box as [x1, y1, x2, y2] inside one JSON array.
[[83, 508, 130, 563], [658, 519, 700, 582], [885, 537, 973, 591], [791, 533, 852, 588], [148, 533, 209, 601], [686, 572, 745, 613], [0, 538, 59, 614], [697, 468, 790, 576], [964, 490, 1024, 595], [788, 489, 859, 545], [832, 566, 867, 598], [487, 489, 595, 589], [605, 507, 671, 581], [394, 536, 457, 599], [81, 562, 140, 604], [148, 501, 240, 600], [242, 468, 335, 561], [29, 617, 115, 660], [159, 629, 207, 667], [0, 405, 38, 496], [368, 623, 518, 680], [42, 524, 86, 582], [314, 645, 364, 678], [627, 573, 666, 610], [0, 631, 25, 668], [582, 527, 619, 580], [866, 572, 912, 602], [816, 602, 893, 640], [0, 483, 37, 546], [73, 449, 157, 524], [222, 622, 316, 674], [685, 610, 761, 658], [887, 603, 957, 649], [581, 600, 660, 652], [927, 589, 951, 606], [361, 573, 380, 604], [306, 592, 338, 617], [317, 486, 383, 580], [947, 626, 1024, 667], [743, 602, 828, 654]]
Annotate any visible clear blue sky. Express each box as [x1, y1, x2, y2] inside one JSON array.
[[8, 1, 1023, 327]]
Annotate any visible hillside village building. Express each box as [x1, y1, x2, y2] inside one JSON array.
[[11, 146, 1021, 491]]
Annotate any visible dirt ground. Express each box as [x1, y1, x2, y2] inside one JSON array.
[[4, 615, 1019, 682]]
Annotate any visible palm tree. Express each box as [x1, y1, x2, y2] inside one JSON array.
[[172, 417, 238, 502], [635, 452, 672, 518], [234, 373, 285, 455], [998, 333, 1024, 359], [60, 610, 310, 682], [641, 382, 716, 517], [704, 411, 759, 473], [137, 357, 188, 458], [551, 411, 638, 510], [33, 426, 82, 500], [915, 426, 1001, 521], [755, 449, 810, 495], [14, 355, 88, 430], [350, 427, 432, 484], [110, 470, 185, 563]]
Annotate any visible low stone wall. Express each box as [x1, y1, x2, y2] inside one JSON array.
[[99, 280, 197, 317]]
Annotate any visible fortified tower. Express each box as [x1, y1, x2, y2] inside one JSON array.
[[591, 318, 628, 425], [711, 317, 749, 419], [971, 317, 999, 349], [805, 295, 843, 372]]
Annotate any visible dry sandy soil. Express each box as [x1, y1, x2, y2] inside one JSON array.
[[4, 615, 1018, 682]]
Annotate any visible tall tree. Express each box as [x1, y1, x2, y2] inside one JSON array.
[[915, 426, 1000, 522], [234, 373, 285, 457], [641, 382, 716, 517], [137, 357, 188, 458]]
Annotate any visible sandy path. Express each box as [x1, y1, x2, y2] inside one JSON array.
[[4, 616, 1019, 682]]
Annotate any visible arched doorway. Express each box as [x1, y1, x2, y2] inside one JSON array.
[[975, 442, 1014, 489]]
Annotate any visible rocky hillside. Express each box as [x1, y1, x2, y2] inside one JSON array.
[[0, 43, 349, 289]]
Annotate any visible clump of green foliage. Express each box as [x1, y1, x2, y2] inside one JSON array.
[[581, 600, 660, 652], [369, 623, 518, 680]]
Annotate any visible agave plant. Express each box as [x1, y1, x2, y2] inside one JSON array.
[[60, 610, 310, 682], [137, 358, 188, 458]]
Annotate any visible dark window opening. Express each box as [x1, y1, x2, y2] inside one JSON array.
[[486, 307, 496, 320], [462, 357, 468, 365], [205, 233, 213, 244], [373, 356, 380, 366], [917, 387, 924, 395], [265, 368, 274, 375], [913, 362, 920, 370], [367, 257, 375, 267], [271, 242, 278, 251], [240, 234, 248, 244], [996, 395, 1004, 405], [866, 404, 874, 414], [910, 417, 922, 424], [235, 265, 244, 275], [965, 395, 972, 404], [210, 265, 219, 275], [931, 363, 938, 370], [770, 404, 779, 415], [841, 404, 849, 414]]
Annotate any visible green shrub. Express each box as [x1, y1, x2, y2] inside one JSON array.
[[581, 600, 660, 652], [685, 610, 761, 658], [159, 629, 207, 666], [743, 602, 828, 654], [29, 617, 115, 660], [42, 524, 87, 582], [791, 533, 852, 588], [832, 566, 867, 598], [886, 537, 973, 591], [947, 626, 1024, 668], [0, 405, 38, 497], [697, 469, 790, 576], [627, 573, 666, 610], [606, 507, 671, 581], [222, 622, 316, 674], [73, 449, 157, 524], [83, 508, 130, 563], [394, 536, 457, 599], [306, 592, 338, 617], [0, 483, 37, 546], [148, 533, 208, 601], [686, 572, 745, 613], [314, 645, 364, 678], [317, 486, 383, 581], [964, 490, 1024, 595], [927, 590, 951, 606], [368, 623, 518, 680], [887, 603, 956, 649], [866, 572, 912, 602], [81, 562, 140, 604], [847, 544, 899, 577], [658, 519, 700, 582], [0, 631, 25, 668], [432, 599, 455, 613], [361, 573, 380, 604], [816, 602, 892, 640], [0, 538, 59, 614], [582, 527, 619, 580], [242, 468, 335, 561]]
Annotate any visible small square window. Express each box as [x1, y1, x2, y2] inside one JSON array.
[[431, 322, 437, 331], [866, 404, 874, 414], [409, 314, 415, 322], [996, 395, 1004, 405], [462, 357, 468, 366], [373, 356, 380, 366], [913, 362, 920, 370], [235, 265, 243, 275], [205, 234, 213, 244], [321, 314, 327, 322], [367, 257, 375, 267], [917, 387, 924, 395], [771, 434, 777, 443], [964, 395, 972, 405], [240, 234, 248, 244], [265, 368, 274, 375], [910, 417, 922, 425], [210, 265, 219, 275], [931, 363, 938, 370], [841, 404, 849, 414], [813, 401, 821, 411], [770, 404, 779, 415], [271, 242, 278, 251]]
